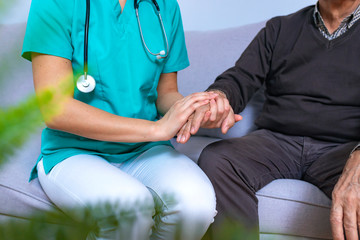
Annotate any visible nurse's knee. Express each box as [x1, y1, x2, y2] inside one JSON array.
[[65, 180, 155, 231], [91, 182, 155, 218], [162, 175, 217, 236], [82, 184, 155, 240], [107, 181, 154, 208]]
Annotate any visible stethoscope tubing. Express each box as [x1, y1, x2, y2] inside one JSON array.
[[78, 0, 169, 93], [135, 8, 169, 59], [84, 0, 90, 81]]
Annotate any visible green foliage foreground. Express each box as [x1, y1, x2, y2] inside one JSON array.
[[0, 205, 259, 240], [0, 209, 93, 240], [0, 94, 45, 165], [0, 201, 152, 240], [0, 73, 73, 164]]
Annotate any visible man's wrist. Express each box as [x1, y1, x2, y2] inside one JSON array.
[[355, 145, 360, 151], [349, 144, 360, 160], [352, 144, 360, 153], [206, 89, 227, 99]]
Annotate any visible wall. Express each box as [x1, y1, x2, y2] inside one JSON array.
[[178, 0, 317, 31], [1, 0, 317, 30]]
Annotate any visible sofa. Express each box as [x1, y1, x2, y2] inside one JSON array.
[[0, 21, 332, 239]]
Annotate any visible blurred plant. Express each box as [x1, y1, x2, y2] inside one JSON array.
[[210, 219, 259, 240], [1, 91, 46, 164], [0, 200, 154, 240], [0, 74, 73, 164], [0, 207, 94, 240], [0, 0, 40, 164]]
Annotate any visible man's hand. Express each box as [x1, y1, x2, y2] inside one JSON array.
[[331, 150, 360, 240], [176, 90, 242, 143]]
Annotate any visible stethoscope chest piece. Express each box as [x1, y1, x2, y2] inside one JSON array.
[[77, 74, 96, 93]]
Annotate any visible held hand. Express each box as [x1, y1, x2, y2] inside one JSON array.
[[154, 92, 217, 141], [177, 91, 242, 143], [331, 150, 360, 240]]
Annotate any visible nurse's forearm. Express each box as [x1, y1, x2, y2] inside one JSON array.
[[156, 91, 184, 116], [156, 72, 184, 115], [47, 92, 214, 143], [46, 97, 167, 143]]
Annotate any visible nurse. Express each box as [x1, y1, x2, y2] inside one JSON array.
[[22, 0, 217, 239]]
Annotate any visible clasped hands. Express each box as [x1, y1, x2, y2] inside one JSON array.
[[156, 91, 241, 143], [176, 90, 242, 144]]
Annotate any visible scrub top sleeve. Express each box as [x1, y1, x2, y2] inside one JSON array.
[[162, 2, 189, 74], [22, 0, 74, 62]]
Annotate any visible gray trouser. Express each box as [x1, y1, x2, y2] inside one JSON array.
[[198, 129, 358, 238]]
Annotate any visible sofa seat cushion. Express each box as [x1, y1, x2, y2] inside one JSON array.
[[0, 133, 56, 218], [257, 179, 331, 239]]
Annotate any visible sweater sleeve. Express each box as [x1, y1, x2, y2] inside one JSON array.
[[207, 18, 281, 113], [351, 143, 360, 154]]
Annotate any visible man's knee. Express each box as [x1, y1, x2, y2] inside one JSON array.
[[199, 140, 223, 164], [198, 139, 259, 193], [198, 140, 234, 177]]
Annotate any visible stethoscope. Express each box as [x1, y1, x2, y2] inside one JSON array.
[[77, 0, 170, 93]]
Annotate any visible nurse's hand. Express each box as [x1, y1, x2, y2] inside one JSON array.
[[176, 90, 242, 143], [154, 92, 217, 141]]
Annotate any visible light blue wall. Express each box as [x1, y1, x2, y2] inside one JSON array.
[[1, 0, 317, 30], [0, 0, 29, 24], [178, 0, 317, 31]]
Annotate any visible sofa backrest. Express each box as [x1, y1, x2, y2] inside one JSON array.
[[178, 21, 266, 139], [0, 23, 32, 107]]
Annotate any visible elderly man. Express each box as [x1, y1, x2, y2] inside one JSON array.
[[177, 0, 360, 239]]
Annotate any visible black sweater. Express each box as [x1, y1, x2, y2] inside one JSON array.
[[208, 6, 360, 143]]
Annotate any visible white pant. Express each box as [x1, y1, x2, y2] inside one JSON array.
[[37, 145, 216, 240]]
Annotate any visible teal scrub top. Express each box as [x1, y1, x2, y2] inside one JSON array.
[[22, 0, 190, 180]]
